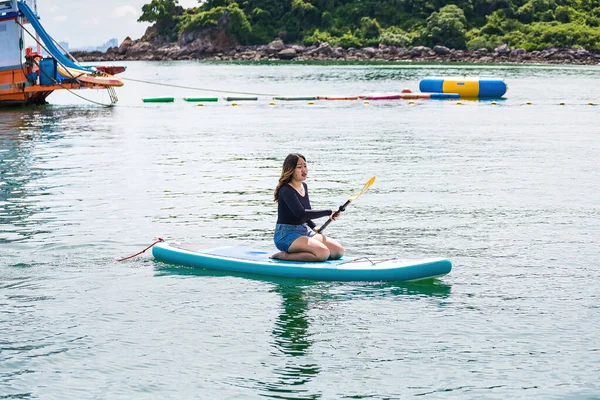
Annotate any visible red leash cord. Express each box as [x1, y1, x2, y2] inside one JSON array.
[[116, 238, 164, 261]]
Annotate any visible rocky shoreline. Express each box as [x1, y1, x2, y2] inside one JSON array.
[[72, 36, 600, 66]]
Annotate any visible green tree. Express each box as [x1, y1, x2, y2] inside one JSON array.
[[360, 17, 382, 39], [180, 3, 252, 44], [379, 26, 411, 47], [138, 0, 180, 37], [425, 4, 468, 49], [136, 0, 600, 51]]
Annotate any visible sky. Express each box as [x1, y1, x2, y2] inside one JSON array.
[[31, 0, 199, 49]]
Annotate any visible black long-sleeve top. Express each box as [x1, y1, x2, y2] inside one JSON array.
[[276, 182, 331, 229]]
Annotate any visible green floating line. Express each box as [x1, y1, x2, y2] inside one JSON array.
[[143, 97, 175, 103], [184, 97, 218, 102], [224, 96, 258, 101], [273, 96, 317, 101]]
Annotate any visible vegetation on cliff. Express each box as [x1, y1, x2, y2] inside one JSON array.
[[138, 0, 600, 51]]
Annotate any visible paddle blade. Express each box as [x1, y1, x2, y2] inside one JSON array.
[[348, 176, 376, 202]]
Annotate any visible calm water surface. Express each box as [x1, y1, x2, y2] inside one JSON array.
[[1, 61, 599, 399]]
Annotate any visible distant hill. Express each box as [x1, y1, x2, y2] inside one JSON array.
[[137, 0, 600, 51]]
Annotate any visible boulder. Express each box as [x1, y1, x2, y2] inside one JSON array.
[[278, 48, 297, 60], [433, 45, 451, 55], [267, 39, 285, 53], [494, 44, 510, 55], [118, 37, 133, 55], [410, 46, 431, 57]]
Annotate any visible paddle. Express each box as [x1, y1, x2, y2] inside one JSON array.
[[317, 176, 376, 234]]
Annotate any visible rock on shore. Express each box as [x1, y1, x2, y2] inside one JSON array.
[[72, 35, 600, 65]]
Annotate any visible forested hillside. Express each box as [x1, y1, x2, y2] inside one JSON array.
[[138, 0, 600, 51]]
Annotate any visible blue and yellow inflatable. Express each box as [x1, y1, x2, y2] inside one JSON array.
[[420, 77, 507, 98]]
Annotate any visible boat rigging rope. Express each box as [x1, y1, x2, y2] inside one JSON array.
[[121, 77, 282, 97], [116, 238, 164, 262], [16, 14, 279, 101], [16, 20, 116, 107]]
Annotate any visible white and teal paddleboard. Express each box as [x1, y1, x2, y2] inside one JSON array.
[[152, 241, 452, 282]]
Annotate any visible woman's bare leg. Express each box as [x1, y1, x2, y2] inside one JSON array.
[[271, 236, 330, 262], [311, 234, 344, 260]]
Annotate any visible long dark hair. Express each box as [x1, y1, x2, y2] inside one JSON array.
[[274, 153, 306, 202]]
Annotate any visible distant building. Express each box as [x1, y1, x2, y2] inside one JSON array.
[[71, 38, 119, 52], [104, 38, 118, 49]]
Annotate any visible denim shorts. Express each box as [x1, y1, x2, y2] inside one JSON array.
[[273, 223, 315, 252]]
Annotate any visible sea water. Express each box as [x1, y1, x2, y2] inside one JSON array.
[[1, 61, 599, 399]]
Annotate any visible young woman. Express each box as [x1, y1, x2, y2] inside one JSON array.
[[271, 153, 344, 262]]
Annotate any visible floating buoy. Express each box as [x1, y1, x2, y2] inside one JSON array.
[[224, 96, 258, 101], [142, 97, 174, 103], [363, 101, 370, 105], [184, 97, 218, 102], [408, 101, 414, 105], [401, 88, 412, 93], [526, 101, 532, 105], [269, 102, 275, 105], [308, 101, 314, 105], [559, 102, 565, 105], [232, 102, 238, 106], [491, 101, 497, 105], [589, 102, 594, 106], [197, 104, 203, 107], [316, 96, 359, 100], [273, 96, 316, 101], [456, 101, 462, 105]]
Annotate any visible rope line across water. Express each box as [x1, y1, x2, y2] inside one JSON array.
[[122, 77, 281, 97]]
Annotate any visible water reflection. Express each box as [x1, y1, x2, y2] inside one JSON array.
[[155, 264, 451, 398], [0, 109, 46, 243], [153, 265, 451, 300], [258, 284, 320, 399], [0, 107, 114, 244]]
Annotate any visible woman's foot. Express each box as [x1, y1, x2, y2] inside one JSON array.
[[270, 251, 287, 260]]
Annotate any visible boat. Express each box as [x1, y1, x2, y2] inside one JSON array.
[[0, 0, 125, 106], [152, 241, 452, 282]]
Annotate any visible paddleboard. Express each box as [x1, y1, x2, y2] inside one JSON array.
[[152, 241, 452, 282]]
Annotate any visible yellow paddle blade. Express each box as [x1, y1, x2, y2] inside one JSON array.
[[348, 176, 376, 202]]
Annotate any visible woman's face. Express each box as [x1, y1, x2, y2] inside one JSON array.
[[292, 158, 308, 182]]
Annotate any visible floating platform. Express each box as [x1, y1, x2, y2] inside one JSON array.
[[360, 92, 460, 100], [420, 77, 507, 98]]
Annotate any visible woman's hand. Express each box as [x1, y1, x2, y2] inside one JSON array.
[[330, 210, 341, 221]]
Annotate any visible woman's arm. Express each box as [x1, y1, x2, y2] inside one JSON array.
[[279, 186, 331, 223]]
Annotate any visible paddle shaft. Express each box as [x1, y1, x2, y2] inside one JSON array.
[[317, 201, 349, 234], [315, 176, 376, 235]]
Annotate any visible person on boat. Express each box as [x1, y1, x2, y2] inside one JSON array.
[[271, 153, 344, 262]]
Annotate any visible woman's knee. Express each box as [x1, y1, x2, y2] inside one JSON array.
[[326, 241, 344, 259], [329, 247, 344, 260], [314, 246, 330, 261]]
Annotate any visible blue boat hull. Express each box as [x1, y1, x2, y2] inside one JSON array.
[[152, 242, 452, 282]]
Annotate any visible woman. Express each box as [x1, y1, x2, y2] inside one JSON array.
[[271, 153, 344, 262]]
